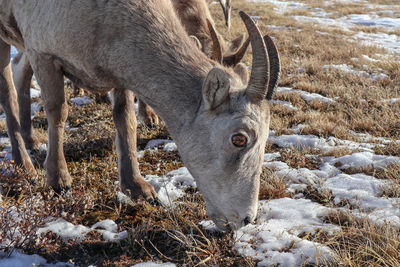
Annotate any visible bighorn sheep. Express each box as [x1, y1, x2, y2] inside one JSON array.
[[0, 0, 279, 230], [143, 0, 247, 126], [12, 0, 248, 149], [173, 0, 247, 65], [207, 0, 232, 28]]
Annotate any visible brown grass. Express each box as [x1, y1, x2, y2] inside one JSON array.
[[321, 211, 400, 267], [259, 168, 291, 200]]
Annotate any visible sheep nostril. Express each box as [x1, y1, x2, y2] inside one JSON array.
[[243, 216, 252, 226]]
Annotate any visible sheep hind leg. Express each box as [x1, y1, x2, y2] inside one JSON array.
[[28, 52, 71, 190], [12, 51, 40, 150], [0, 40, 35, 173]]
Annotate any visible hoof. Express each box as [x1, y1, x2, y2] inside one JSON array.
[[138, 102, 160, 127], [146, 122, 155, 129], [121, 178, 158, 202], [141, 114, 159, 128], [23, 135, 41, 150], [46, 169, 73, 191], [22, 162, 36, 175], [53, 185, 71, 195], [16, 156, 36, 175], [148, 198, 161, 206]]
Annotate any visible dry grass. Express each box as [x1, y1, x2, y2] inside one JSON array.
[[321, 211, 400, 267], [259, 168, 291, 200]]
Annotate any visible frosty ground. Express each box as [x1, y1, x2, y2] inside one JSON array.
[[1, 0, 399, 266]]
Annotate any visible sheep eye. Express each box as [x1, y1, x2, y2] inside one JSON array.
[[232, 134, 247, 147]]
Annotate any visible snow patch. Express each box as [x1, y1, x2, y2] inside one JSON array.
[[263, 152, 281, 162], [276, 87, 335, 104], [325, 151, 400, 170], [323, 64, 389, 81], [268, 132, 376, 152], [235, 198, 339, 266], [30, 88, 41, 99], [0, 250, 73, 267], [269, 100, 298, 111], [323, 173, 400, 226], [163, 142, 178, 152], [248, 0, 307, 15], [145, 139, 172, 150], [37, 218, 128, 242], [70, 96, 94, 106], [144, 167, 196, 206]]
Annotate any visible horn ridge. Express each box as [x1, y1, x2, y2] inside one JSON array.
[[239, 11, 270, 102], [263, 35, 280, 100]]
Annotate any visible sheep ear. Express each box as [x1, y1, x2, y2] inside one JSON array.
[[189, 35, 202, 50], [233, 63, 249, 84], [202, 68, 230, 110]]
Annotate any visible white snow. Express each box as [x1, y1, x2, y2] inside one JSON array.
[[289, 124, 306, 134], [276, 87, 335, 104], [264, 152, 281, 162], [144, 139, 173, 150], [248, 0, 306, 15], [142, 167, 196, 207], [323, 64, 389, 81], [269, 99, 298, 111], [383, 98, 400, 105], [30, 88, 41, 99], [235, 198, 339, 267], [31, 102, 42, 119], [348, 14, 400, 28], [1, 102, 42, 121], [0, 251, 73, 267], [69, 96, 94, 106], [91, 219, 129, 242], [268, 131, 377, 152], [199, 220, 219, 232], [262, 146, 400, 228], [349, 130, 400, 144], [361, 54, 379, 63], [354, 31, 400, 55], [163, 142, 178, 152], [324, 151, 400, 170], [10, 46, 18, 59], [323, 173, 400, 226], [37, 218, 128, 243]]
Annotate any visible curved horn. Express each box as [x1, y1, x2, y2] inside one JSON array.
[[264, 35, 280, 100], [239, 11, 270, 102], [218, 0, 232, 28], [207, 19, 223, 64], [223, 36, 250, 66]]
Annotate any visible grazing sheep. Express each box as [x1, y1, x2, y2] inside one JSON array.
[[0, 0, 279, 230]]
